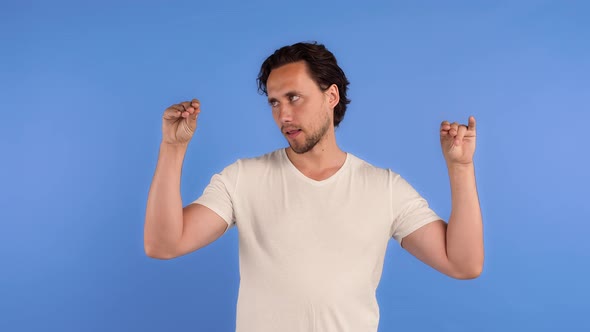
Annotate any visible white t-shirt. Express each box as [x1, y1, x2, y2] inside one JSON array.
[[193, 148, 441, 332]]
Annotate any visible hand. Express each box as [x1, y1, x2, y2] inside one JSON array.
[[162, 99, 201, 145], [440, 116, 477, 166]]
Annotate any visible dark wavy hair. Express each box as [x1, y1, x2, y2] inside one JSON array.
[[257, 42, 351, 128]]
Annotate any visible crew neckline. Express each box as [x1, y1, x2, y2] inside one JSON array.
[[280, 148, 351, 186]]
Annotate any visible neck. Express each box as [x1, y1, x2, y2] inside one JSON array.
[[285, 130, 346, 179]]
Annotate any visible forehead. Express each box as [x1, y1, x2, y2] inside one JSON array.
[[266, 61, 317, 96]]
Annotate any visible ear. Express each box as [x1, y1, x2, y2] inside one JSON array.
[[326, 84, 340, 109]]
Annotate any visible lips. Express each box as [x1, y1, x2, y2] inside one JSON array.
[[284, 128, 302, 138]]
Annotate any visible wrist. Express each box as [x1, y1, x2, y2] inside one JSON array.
[[446, 161, 474, 173], [160, 141, 189, 156]]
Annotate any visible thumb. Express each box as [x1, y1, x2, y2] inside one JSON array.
[[188, 103, 200, 132]]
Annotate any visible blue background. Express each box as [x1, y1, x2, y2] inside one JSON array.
[[1, 0, 589, 331]]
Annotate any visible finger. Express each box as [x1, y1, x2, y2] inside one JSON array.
[[186, 106, 199, 132], [190, 108, 199, 130], [169, 104, 184, 113], [440, 121, 451, 136], [174, 103, 187, 112], [184, 101, 202, 116], [193, 106, 201, 119], [180, 100, 200, 125], [180, 101, 193, 114], [170, 102, 188, 117], [163, 107, 182, 120], [468, 116, 476, 131], [456, 125, 468, 143], [449, 122, 459, 136], [190, 99, 201, 116], [178, 102, 195, 118], [168, 104, 190, 118]]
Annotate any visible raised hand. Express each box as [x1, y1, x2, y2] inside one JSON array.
[[440, 116, 477, 166], [162, 99, 201, 145]]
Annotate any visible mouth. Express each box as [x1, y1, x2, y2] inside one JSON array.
[[284, 129, 302, 139]]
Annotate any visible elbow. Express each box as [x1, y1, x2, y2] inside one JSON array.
[[454, 270, 482, 280], [452, 264, 483, 280], [144, 242, 176, 260], [144, 226, 179, 259]]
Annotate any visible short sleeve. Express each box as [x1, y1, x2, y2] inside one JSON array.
[[389, 173, 442, 245], [191, 161, 240, 232]]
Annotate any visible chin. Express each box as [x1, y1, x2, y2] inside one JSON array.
[[290, 143, 316, 154]]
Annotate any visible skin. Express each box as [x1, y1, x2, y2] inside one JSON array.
[[144, 99, 229, 259], [145, 60, 484, 280], [402, 117, 483, 279], [266, 61, 483, 279], [266, 61, 346, 180]]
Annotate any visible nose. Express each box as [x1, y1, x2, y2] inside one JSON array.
[[277, 104, 293, 124]]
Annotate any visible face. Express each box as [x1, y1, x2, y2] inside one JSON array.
[[266, 61, 338, 154]]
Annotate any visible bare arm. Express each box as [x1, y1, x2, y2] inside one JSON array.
[[402, 164, 483, 279], [144, 100, 228, 259], [402, 116, 484, 279]]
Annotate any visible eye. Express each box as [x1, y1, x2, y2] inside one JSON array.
[[269, 100, 279, 107], [289, 95, 300, 102]]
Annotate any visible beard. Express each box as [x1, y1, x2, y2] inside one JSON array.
[[289, 115, 331, 154]]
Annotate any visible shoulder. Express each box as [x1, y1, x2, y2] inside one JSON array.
[[221, 148, 284, 176], [347, 153, 400, 181], [346, 154, 417, 195], [235, 148, 283, 168]]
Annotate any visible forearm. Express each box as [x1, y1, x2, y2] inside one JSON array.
[[446, 163, 484, 277], [144, 142, 189, 257]]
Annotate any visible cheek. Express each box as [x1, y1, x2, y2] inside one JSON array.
[[272, 111, 280, 125]]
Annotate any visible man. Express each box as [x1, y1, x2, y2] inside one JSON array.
[[144, 42, 483, 332]]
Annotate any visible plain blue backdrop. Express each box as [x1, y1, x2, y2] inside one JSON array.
[[1, 0, 589, 331]]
